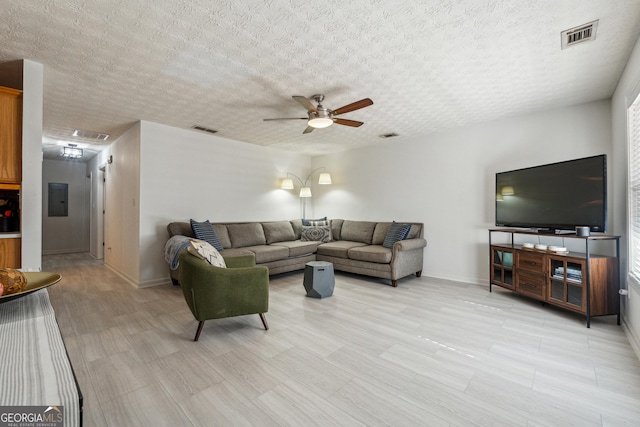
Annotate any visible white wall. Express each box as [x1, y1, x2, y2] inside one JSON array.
[[42, 159, 90, 254], [102, 123, 141, 285], [86, 120, 311, 287], [137, 121, 311, 286], [612, 34, 640, 356], [0, 59, 43, 272], [313, 99, 613, 284]]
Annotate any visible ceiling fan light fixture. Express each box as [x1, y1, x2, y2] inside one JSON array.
[[308, 110, 333, 129]]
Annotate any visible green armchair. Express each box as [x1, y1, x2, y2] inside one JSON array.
[[178, 251, 269, 341]]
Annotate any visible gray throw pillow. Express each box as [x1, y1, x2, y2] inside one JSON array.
[[301, 226, 332, 242]]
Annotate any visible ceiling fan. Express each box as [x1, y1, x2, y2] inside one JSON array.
[[264, 94, 373, 134]]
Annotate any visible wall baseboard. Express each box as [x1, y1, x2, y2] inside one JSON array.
[[42, 249, 89, 255], [623, 317, 640, 362]]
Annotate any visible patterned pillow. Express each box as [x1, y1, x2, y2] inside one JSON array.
[[382, 221, 412, 249], [190, 219, 223, 251], [301, 225, 332, 242], [302, 217, 327, 226], [187, 240, 227, 268]]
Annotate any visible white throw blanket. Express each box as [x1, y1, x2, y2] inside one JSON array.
[[164, 235, 191, 270]]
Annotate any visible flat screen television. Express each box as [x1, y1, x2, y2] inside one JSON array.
[[495, 154, 607, 233]]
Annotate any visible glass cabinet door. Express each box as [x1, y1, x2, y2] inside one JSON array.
[[492, 248, 514, 289], [548, 257, 585, 311]]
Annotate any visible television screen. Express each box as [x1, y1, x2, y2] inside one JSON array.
[[495, 155, 607, 232]]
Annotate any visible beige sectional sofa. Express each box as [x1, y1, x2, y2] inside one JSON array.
[[167, 219, 426, 287]]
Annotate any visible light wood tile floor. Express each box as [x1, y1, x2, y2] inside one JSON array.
[[43, 253, 640, 426]]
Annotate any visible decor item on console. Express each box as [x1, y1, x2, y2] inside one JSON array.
[[166, 219, 426, 287], [0, 268, 27, 295]]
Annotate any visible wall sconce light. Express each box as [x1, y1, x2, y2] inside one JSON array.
[[281, 178, 294, 190], [281, 167, 332, 216], [501, 186, 514, 196]]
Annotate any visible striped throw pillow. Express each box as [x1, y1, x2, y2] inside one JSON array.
[[382, 222, 411, 249], [302, 217, 327, 226], [190, 219, 224, 251]]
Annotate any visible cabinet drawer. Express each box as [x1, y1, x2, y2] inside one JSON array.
[[516, 270, 546, 300], [517, 251, 545, 273]]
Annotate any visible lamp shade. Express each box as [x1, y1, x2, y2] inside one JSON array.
[[281, 178, 294, 190], [299, 187, 312, 198], [496, 193, 504, 201], [318, 172, 332, 184], [501, 186, 514, 196]]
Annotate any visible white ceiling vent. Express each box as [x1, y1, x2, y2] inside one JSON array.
[[379, 132, 399, 139], [191, 125, 218, 134], [561, 20, 598, 49], [72, 129, 110, 141]]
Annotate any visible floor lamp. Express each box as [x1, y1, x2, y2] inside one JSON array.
[[281, 167, 332, 218]]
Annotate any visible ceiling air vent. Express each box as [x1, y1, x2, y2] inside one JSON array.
[[379, 133, 399, 139], [561, 20, 598, 49], [191, 125, 218, 134], [72, 129, 110, 141]]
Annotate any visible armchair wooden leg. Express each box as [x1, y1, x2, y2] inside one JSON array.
[[259, 313, 269, 330], [194, 321, 205, 341]]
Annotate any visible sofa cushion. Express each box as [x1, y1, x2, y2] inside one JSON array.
[[301, 225, 332, 242], [270, 240, 320, 257], [348, 245, 392, 264], [242, 245, 289, 264], [316, 241, 368, 258], [187, 240, 226, 268], [168, 222, 194, 238], [290, 219, 303, 240], [227, 223, 267, 248], [407, 223, 421, 239], [219, 247, 255, 258], [383, 221, 412, 249], [190, 219, 224, 251], [340, 220, 376, 244], [262, 221, 296, 244], [331, 219, 344, 241], [372, 222, 391, 245], [212, 224, 231, 248]]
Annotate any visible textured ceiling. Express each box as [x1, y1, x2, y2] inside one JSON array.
[[2, 0, 640, 161]]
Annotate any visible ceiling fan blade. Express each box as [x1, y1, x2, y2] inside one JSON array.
[[263, 118, 307, 121], [332, 98, 373, 116], [303, 126, 314, 134], [331, 98, 373, 116], [334, 118, 364, 127], [293, 95, 318, 113]]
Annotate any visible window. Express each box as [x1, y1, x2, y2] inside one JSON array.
[[629, 94, 640, 283]]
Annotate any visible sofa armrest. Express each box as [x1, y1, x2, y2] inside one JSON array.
[[393, 238, 427, 252], [223, 254, 256, 268]]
